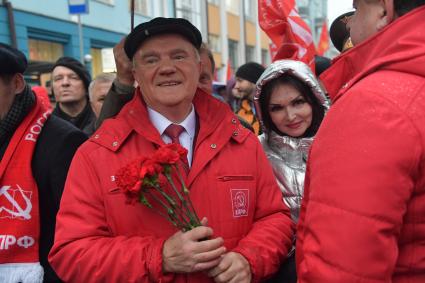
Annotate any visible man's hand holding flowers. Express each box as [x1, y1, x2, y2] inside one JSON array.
[[162, 217, 227, 274]]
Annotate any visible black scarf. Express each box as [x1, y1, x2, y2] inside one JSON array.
[[0, 85, 35, 160], [52, 99, 95, 134]]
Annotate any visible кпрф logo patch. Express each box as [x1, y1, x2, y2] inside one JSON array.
[[231, 189, 249, 217]]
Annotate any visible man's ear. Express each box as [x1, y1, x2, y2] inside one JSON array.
[[377, 0, 395, 31], [13, 73, 26, 94]]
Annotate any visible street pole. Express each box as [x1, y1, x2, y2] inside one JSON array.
[[77, 14, 84, 64]]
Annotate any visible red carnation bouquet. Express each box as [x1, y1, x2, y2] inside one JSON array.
[[115, 143, 201, 231]]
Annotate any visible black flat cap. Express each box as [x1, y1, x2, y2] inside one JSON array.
[[330, 11, 354, 52], [52, 57, 91, 90], [124, 17, 202, 60], [0, 43, 27, 75]]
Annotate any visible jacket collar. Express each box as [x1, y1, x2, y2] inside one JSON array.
[[92, 87, 248, 152], [321, 5, 425, 103], [53, 98, 95, 130], [92, 87, 249, 185]]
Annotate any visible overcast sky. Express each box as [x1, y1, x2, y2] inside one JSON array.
[[327, 0, 354, 23]]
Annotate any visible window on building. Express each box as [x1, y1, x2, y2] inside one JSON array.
[[28, 39, 64, 62], [297, 0, 309, 7], [90, 48, 116, 77], [244, 0, 254, 21], [132, 0, 149, 15], [207, 0, 219, 5], [245, 45, 255, 62], [176, 8, 193, 22], [180, 0, 192, 6], [261, 49, 270, 66], [208, 34, 221, 53], [91, 48, 103, 77], [94, 0, 114, 5], [226, 0, 239, 15], [175, 0, 202, 30], [228, 39, 239, 72]]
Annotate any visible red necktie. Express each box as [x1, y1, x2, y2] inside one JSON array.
[[164, 124, 190, 171], [164, 124, 184, 145]]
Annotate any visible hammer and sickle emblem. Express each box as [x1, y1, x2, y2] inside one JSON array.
[[0, 185, 32, 220], [234, 192, 246, 209]]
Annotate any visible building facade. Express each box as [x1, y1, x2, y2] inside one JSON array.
[[0, 0, 173, 85], [203, 0, 271, 82], [1, 0, 328, 86], [297, 0, 328, 43], [172, 0, 330, 81]]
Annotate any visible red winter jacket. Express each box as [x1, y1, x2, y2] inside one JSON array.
[[297, 6, 425, 283], [49, 89, 294, 282]]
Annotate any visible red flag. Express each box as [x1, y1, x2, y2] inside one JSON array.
[[269, 42, 278, 60], [317, 20, 330, 55], [226, 59, 233, 82], [258, 0, 316, 71]]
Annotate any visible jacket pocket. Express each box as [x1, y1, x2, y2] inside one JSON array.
[[108, 187, 121, 194], [213, 174, 255, 239], [217, 175, 254, 182]]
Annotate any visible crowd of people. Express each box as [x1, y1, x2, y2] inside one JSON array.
[[1, 0, 425, 282]]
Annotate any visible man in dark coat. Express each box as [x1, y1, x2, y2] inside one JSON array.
[[51, 57, 96, 136], [0, 43, 87, 283]]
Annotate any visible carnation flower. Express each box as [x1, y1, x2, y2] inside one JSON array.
[[115, 143, 200, 231]]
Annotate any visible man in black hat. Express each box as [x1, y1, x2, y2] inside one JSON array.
[[297, 1, 425, 282], [94, 39, 256, 133], [49, 17, 293, 283], [231, 62, 265, 135], [0, 43, 86, 282], [51, 56, 96, 135]]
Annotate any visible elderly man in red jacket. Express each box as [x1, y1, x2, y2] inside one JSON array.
[[297, 1, 425, 282], [48, 17, 294, 283]]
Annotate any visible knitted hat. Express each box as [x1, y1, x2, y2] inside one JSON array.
[[124, 17, 202, 60], [235, 62, 265, 84], [0, 43, 27, 75], [52, 57, 91, 90]]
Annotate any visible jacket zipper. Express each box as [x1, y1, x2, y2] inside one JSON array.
[[218, 175, 254, 182]]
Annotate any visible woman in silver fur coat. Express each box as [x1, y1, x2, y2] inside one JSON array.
[[254, 60, 328, 283]]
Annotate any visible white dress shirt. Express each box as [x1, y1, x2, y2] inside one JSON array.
[[147, 106, 196, 167]]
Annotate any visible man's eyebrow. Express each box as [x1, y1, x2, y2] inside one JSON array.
[[140, 51, 159, 59], [170, 48, 189, 54]]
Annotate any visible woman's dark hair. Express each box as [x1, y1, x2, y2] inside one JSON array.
[[259, 74, 325, 138], [394, 0, 425, 16]]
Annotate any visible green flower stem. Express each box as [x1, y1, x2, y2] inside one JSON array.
[[164, 171, 186, 203], [153, 183, 190, 225], [165, 171, 200, 227], [145, 188, 186, 229], [174, 164, 190, 194], [173, 164, 201, 225]]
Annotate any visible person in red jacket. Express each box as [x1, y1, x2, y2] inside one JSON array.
[[48, 17, 294, 283], [296, 1, 425, 282]]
